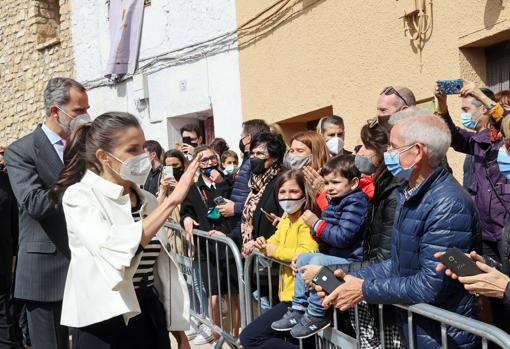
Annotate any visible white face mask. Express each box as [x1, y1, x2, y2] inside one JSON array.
[[108, 152, 152, 186], [56, 105, 91, 134], [326, 137, 344, 156], [278, 197, 306, 214]]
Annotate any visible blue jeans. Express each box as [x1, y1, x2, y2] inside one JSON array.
[[291, 253, 350, 317]]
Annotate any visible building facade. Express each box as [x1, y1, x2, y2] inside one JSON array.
[[236, 0, 510, 177], [0, 0, 74, 145], [70, 0, 243, 151]]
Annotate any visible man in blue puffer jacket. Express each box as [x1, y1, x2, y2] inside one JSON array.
[[319, 114, 482, 349], [216, 119, 269, 245]]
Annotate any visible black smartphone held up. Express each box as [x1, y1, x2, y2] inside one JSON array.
[[182, 136, 193, 146], [213, 196, 226, 206], [438, 247, 483, 277], [260, 208, 275, 222], [312, 266, 345, 294], [437, 79, 464, 95]]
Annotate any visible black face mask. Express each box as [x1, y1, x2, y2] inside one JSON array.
[[250, 157, 267, 175], [173, 167, 184, 181]]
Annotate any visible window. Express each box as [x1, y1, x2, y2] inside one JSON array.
[[486, 40, 510, 92], [34, 0, 60, 48]]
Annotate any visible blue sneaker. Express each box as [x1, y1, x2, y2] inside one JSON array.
[[271, 308, 304, 331], [290, 312, 331, 339]]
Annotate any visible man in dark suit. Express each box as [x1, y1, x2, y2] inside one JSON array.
[[5, 78, 89, 349]]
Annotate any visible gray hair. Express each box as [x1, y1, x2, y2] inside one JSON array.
[[44, 77, 86, 116], [397, 114, 451, 167], [389, 106, 430, 126]]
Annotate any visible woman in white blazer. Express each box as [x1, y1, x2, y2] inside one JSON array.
[[49, 112, 200, 349]]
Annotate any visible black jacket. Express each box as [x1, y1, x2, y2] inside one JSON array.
[[0, 170, 18, 277], [5, 125, 70, 302], [180, 175, 232, 260], [249, 172, 284, 241], [339, 171, 403, 273]]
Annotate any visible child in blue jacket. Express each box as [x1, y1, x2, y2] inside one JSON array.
[[271, 154, 369, 339]]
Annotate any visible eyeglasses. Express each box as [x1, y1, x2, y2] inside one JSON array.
[[199, 155, 218, 164], [386, 143, 416, 157], [367, 117, 379, 128], [380, 86, 408, 107]]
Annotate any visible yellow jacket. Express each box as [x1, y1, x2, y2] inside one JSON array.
[[266, 216, 318, 302]]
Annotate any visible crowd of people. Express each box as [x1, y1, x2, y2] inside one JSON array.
[[1, 76, 510, 349]]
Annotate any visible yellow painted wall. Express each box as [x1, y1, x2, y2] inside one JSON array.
[[236, 0, 510, 180]]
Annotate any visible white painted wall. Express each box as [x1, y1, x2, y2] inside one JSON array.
[[70, 0, 243, 151]]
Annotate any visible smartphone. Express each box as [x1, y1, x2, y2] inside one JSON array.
[[182, 136, 193, 146], [438, 247, 482, 277], [260, 208, 276, 222], [437, 80, 464, 95], [213, 196, 226, 206], [312, 266, 345, 294], [162, 166, 174, 179]]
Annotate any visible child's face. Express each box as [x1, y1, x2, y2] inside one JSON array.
[[278, 179, 304, 200], [323, 172, 358, 198], [222, 156, 238, 168]]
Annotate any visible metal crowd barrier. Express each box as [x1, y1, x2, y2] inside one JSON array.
[[244, 250, 510, 349], [164, 222, 246, 349], [164, 222, 510, 349]]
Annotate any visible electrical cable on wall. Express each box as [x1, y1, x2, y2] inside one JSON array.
[[83, 0, 316, 90]]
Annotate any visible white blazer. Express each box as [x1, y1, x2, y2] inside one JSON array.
[[61, 170, 190, 330]]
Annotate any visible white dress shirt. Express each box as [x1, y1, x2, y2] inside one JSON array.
[[41, 123, 65, 162], [60, 170, 190, 329]]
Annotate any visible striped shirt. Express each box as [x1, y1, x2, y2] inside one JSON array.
[[132, 201, 161, 289]]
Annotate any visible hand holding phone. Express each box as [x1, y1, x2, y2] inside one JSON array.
[[213, 196, 226, 206], [438, 247, 483, 277], [313, 266, 345, 294], [260, 208, 281, 226]]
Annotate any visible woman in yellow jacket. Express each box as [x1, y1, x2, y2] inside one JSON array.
[[240, 169, 319, 349]]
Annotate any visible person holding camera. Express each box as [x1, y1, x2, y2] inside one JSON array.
[[180, 145, 239, 345]]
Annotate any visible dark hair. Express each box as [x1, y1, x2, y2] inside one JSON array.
[[496, 90, 510, 106], [44, 77, 86, 116], [321, 154, 360, 181], [193, 144, 217, 159], [242, 119, 270, 138], [221, 150, 238, 163], [144, 140, 163, 160], [163, 149, 189, 169], [180, 123, 203, 139], [250, 132, 286, 163], [360, 123, 389, 182], [276, 169, 320, 216], [210, 138, 229, 157], [50, 112, 141, 205], [319, 115, 344, 134]]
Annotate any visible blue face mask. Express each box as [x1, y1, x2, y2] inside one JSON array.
[[460, 112, 478, 130], [383, 145, 415, 180], [497, 147, 510, 179]]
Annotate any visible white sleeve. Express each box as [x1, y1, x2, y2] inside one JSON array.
[[63, 185, 143, 290]]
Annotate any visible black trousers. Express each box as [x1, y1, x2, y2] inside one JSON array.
[[240, 302, 315, 349], [0, 273, 20, 349], [71, 286, 170, 349], [25, 300, 69, 349]]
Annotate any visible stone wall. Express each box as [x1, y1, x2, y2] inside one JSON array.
[[0, 0, 74, 146]]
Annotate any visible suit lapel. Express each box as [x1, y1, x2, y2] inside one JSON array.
[[33, 125, 64, 177]]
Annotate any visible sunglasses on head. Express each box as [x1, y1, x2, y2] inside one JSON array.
[[367, 117, 379, 129], [380, 86, 408, 107]]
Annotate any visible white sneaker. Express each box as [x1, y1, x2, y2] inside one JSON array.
[[193, 324, 214, 345]]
